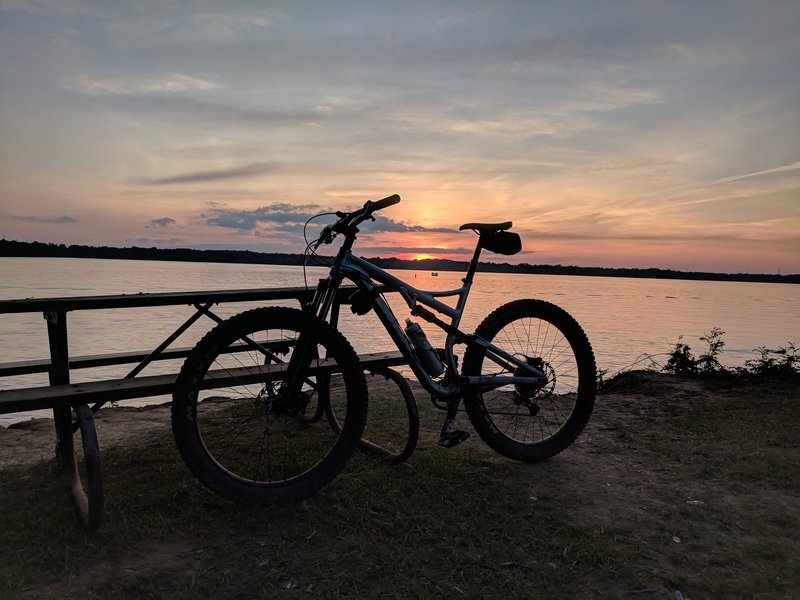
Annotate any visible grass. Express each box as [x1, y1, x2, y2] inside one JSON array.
[[1, 373, 798, 598], [1, 446, 602, 598]]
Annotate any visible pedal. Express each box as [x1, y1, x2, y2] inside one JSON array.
[[438, 430, 470, 448]]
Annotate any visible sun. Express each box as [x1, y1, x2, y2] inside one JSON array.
[[413, 253, 436, 261]]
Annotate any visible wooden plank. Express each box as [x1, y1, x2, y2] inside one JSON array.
[[0, 340, 297, 377], [0, 349, 192, 377], [0, 358, 54, 377], [0, 374, 177, 413], [0, 284, 381, 314], [0, 351, 407, 414]]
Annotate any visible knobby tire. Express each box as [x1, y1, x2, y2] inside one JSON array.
[[171, 306, 367, 503], [462, 299, 596, 461]]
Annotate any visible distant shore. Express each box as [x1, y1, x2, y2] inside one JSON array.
[[2, 239, 797, 284]]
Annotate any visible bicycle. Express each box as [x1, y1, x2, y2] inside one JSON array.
[[171, 194, 596, 503]]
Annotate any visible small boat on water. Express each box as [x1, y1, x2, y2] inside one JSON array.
[[431, 272, 439, 276]]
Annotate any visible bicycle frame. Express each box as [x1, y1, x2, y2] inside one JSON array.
[[308, 236, 547, 403], [168, 195, 595, 504]]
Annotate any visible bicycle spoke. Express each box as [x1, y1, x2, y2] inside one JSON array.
[[463, 300, 595, 459], [172, 306, 367, 502]]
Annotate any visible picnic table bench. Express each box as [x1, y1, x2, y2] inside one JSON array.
[[0, 286, 413, 530]]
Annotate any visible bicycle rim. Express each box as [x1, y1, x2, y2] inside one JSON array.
[[173, 307, 367, 501]]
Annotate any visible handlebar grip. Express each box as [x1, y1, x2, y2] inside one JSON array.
[[370, 194, 401, 212]]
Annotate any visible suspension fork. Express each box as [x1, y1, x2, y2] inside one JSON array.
[[307, 275, 344, 321], [272, 325, 317, 413], [285, 275, 344, 417]]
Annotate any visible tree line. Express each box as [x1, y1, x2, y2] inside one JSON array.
[[1, 239, 796, 284]]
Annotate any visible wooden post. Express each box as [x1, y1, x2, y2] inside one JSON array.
[[45, 310, 104, 529]]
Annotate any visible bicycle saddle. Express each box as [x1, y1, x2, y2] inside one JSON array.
[[459, 221, 513, 233]]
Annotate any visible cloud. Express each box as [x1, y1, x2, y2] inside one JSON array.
[[64, 73, 220, 96], [365, 216, 457, 234], [190, 12, 282, 35], [74, 91, 373, 134], [204, 203, 458, 236], [357, 245, 480, 256], [11, 214, 78, 224], [149, 217, 175, 228], [124, 237, 184, 246], [136, 162, 275, 185], [206, 203, 326, 230], [714, 162, 800, 185]]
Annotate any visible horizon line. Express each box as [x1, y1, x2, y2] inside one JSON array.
[[1, 238, 796, 281]]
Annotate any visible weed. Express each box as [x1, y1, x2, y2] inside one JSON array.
[[744, 342, 799, 376], [596, 368, 609, 389], [661, 330, 797, 378], [696, 327, 726, 373], [662, 336, 698, 376]]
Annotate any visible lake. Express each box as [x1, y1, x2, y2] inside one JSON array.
[[1, 257, 798, 425]]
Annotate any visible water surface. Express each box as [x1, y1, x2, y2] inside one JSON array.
[[2, 257, 797, 425]]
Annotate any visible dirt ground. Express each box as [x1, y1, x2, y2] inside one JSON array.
[[0, 370, 736, 469], [2, 371, 798, 598], [1, 402, 174, 470]]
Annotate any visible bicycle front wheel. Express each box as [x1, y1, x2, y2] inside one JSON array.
[[462, 299, 596, 462], [171, 306, 368, 503]]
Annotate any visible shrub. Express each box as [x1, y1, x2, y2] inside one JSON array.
[[696, 327, 726, 374], [663, 336, 698, 376], [744, 342, 799, 376], [661, 330, 798, 377]]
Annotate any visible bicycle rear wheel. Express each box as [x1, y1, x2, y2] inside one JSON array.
[[462, 299, 596, 462], [171, 306, 367, 503]]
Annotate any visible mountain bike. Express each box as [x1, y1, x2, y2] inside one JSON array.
[[171, 194, 596, 503]]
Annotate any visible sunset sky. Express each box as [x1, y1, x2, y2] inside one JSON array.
[[1, 1, 798, 273]]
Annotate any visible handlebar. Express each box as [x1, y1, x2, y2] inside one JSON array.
[[312, 194, 401, 249], [369, 194, 401, 212]]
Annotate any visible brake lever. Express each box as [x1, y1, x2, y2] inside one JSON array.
[[312, 225, 334, 250]]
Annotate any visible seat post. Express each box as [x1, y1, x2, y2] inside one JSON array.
[[463, 238, 483, 285]]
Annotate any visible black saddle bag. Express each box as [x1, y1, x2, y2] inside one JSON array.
[[481, 231, 522, 255]]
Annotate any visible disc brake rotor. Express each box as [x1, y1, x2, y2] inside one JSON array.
[[513, 356, 556, 411]]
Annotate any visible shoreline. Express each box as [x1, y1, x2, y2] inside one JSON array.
[[3, 371, 797, 471], [3, 240, 797, 284]]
